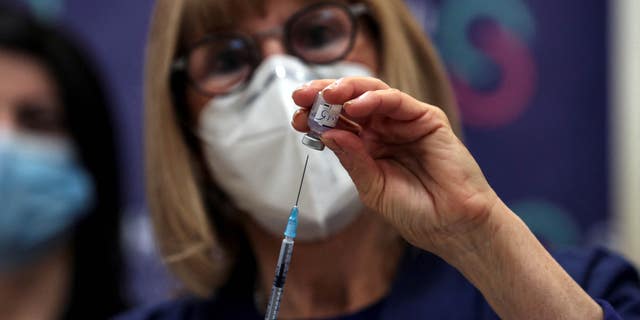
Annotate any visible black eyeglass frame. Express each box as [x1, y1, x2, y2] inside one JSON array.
[[171, 1, 369, 97]]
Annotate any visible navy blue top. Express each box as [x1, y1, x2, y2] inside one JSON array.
[[117, 247, 640, 319]]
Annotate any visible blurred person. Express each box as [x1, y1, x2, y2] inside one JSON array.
[[0, 7, 126, 319], [121, 0, 640, 319]]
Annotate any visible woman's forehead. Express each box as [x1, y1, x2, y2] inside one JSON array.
[[234, 0, 326, 31], [180, 0, 347, 45]]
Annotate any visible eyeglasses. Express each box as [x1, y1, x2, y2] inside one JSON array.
[[172, 2, 368, 96]]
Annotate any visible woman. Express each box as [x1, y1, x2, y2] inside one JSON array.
[[122, 0, 640, 319], [0, 7, 126, 319]]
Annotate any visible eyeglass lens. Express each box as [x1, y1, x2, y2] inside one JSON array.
[[288, 5, 354, 63], [185, 3, 356, 95], [187, 37, 255, 95]]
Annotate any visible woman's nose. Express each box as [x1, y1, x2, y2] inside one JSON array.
[[261, 37, 287, 59]]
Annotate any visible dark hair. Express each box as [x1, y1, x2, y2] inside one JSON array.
[[0, 6, 126, 319]]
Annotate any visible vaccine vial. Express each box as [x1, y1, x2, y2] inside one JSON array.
[[301, 92, 342, 151]]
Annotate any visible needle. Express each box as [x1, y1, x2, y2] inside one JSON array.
[[295, 154, 309, 206]]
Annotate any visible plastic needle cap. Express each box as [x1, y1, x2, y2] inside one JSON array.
[[284, 206, 299, 238]]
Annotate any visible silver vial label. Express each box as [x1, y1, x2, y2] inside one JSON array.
[[313, 101, 342, 127]]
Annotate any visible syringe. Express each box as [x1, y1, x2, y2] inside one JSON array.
[[264, 154, 309, 320]]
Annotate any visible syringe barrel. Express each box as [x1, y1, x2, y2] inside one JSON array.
[[265, 286, 283, 320], [264, 237, 294, 320]]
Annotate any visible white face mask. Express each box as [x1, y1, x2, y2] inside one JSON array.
[[198, 55, 373, 241]]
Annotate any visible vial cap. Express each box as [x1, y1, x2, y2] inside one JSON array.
[[301, 134, 325, 151]]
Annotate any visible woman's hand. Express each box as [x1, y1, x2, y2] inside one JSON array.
[[292, 77, 603, 320], [291, 77, 500, 255]]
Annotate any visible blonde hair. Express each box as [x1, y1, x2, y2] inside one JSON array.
[[145, 0, 459, 297]]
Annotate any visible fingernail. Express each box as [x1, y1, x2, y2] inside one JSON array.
[[293, 81, 313, 93], [356, 91, 370, 101], [321, 78, 342, 94]]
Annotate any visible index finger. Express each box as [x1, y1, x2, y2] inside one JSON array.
[[321, 77, 391, 104], [343, 88, 435, 122], [292, 79, 335, 108]]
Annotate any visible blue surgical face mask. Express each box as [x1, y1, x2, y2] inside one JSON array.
[[0, 131, 94, 270]]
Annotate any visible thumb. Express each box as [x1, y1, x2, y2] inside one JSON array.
[[321, 130, 383, 202]]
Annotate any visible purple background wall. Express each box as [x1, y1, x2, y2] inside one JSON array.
[[3, 0, 610, 306], [408, 0, 609, 247]]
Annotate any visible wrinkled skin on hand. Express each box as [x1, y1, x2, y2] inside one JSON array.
[[291, 77, 501, 254]]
